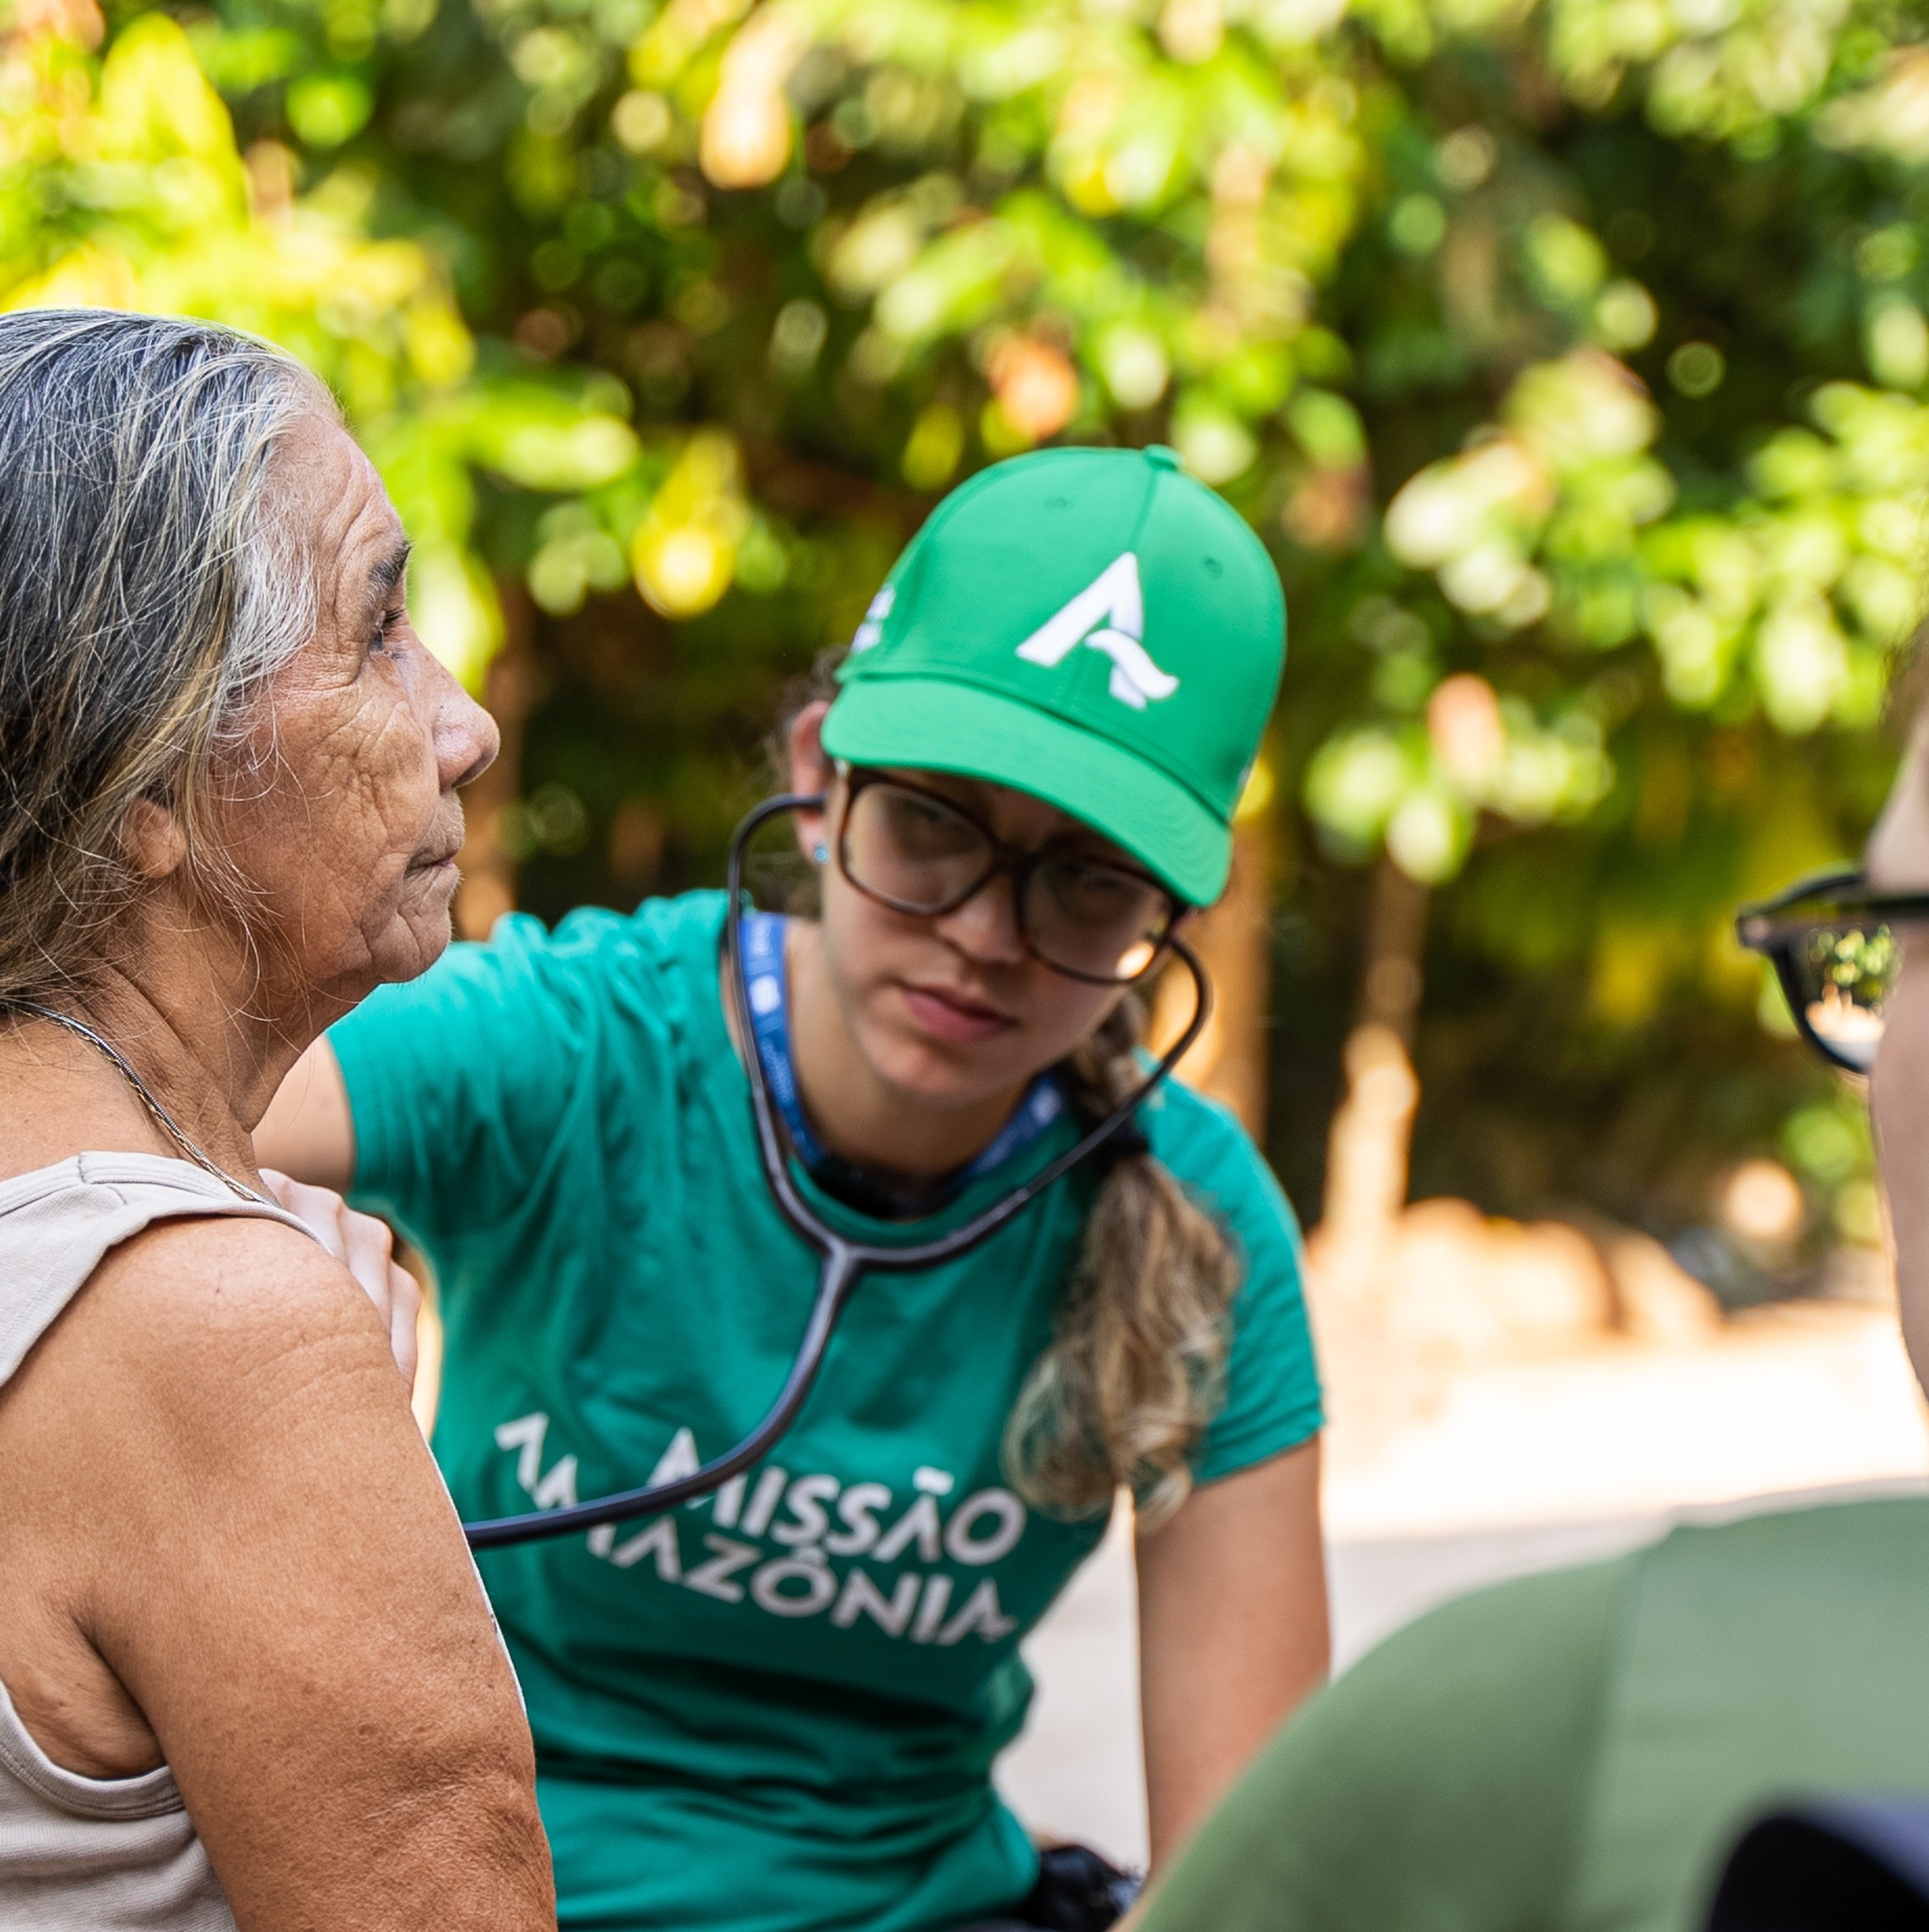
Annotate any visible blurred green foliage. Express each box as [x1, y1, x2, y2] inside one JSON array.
[[6, 0, 1928, 1277]]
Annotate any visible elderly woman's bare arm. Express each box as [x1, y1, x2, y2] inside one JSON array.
[[0, 1216, 553, 1931]]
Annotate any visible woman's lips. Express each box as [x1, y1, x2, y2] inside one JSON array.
[[405, 848, 461, 893], [900, 982, 1015, 1044]]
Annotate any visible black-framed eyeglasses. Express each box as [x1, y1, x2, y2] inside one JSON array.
[[1735, 867, 1929, 1073], [833, 767, 1185, 985]]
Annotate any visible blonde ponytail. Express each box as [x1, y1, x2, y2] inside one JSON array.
[[1002, 995, 1240, 1529]]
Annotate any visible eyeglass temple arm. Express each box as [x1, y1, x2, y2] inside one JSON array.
[[1738, 864, 1929, 922]]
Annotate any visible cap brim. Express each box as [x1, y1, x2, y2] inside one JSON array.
[[821, 675, 1230, 904]]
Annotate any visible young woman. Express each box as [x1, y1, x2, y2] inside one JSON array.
[[258, 443, 1328, 1932]]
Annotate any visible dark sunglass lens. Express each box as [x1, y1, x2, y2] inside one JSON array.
[[1025, 855, 1170, 981], [1789, 922, 1894, 1071], [843, 783, 991, 911]]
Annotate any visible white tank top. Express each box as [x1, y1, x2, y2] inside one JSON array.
[[0, 1153, 317, 1931]]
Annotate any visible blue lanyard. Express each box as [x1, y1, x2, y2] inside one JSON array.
[[739, 911, 1067, 1201]]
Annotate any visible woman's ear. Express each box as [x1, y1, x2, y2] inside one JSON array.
[[119, 796, 188, 880], [788, 700, 833, 864]]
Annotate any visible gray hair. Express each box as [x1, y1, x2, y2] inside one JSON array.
[[0, 309, 325, 1002]]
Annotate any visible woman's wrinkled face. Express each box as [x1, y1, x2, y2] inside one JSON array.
[[790, 707, 1162, 1111], [216, 412, 497, 1022]]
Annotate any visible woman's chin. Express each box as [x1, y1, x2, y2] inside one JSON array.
[[362, 898, 461, 987], [862, 1033, 1029, 1116]]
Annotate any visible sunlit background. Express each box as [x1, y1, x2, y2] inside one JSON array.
[[10, 0, 1922, 1284]]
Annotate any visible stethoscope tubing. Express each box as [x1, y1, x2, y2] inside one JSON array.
[[461, 792, 1212, 1550]]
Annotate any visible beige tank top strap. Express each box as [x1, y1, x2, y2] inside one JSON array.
[[0, 1151, 318, 1387]]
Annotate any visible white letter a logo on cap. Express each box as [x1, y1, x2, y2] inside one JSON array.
[[1015, 553, 1179, 710]]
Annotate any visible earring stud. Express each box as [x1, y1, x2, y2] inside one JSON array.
[[813, 843, 829, 864]]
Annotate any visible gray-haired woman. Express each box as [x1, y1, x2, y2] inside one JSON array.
[[0, 310, 554, 1929]]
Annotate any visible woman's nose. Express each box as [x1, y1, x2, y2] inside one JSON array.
[[435, 672, 501, 792], [932, 871, 1028, 964]]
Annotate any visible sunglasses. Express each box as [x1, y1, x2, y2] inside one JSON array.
[[833, 768, 1185, 985], [1734, 868, 1929, 1073]]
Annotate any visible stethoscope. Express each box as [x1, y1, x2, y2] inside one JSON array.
[[461, 791, 1212, 1551]]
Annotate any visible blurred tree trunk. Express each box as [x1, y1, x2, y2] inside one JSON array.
[[1310, 856, 1428, 1300], [1300, 859, 1430, 1445], [1151, 809, 1274, 1139], [452, 587, 536, 942], [1356, 855, 1428, 1045]]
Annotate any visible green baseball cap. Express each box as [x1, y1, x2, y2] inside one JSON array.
[[821, 444, 1285, 905]]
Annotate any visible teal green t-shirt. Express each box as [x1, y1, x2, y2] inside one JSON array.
[[333, 890, 1322, 1932]]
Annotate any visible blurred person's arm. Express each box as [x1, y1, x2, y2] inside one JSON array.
[[1867, 716, 1929, 1392], [260, 1165, 420, 1388], [0, 1215, 554, 1930], [256, 1034, 355, 1191], [1136, 1438, 1328, 1871]]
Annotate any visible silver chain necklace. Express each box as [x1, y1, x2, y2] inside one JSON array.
[[4, 1000, 271, 1206]]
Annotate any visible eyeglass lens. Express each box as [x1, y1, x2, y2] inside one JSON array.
[[841, 780, 1171, 982], [1784, 919, 1896, 1071]]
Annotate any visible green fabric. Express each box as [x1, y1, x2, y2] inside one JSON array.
[[1138, 1556, 1630, 1932], [1568, 1498, 1929, 1931], [1138, 1497, 1929, 1932], [332, 888, 1321, 1932], [822, 444, 1285, 904]]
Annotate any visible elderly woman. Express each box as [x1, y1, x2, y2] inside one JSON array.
[[0, 310, 554, 1928]]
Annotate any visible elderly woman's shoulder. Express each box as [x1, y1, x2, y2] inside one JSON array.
[[0, 1208, 422, 1612], [74, 1213, 401, 1404]]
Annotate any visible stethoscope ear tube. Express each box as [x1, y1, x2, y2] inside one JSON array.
[[461, 795, 1213, 1550]]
